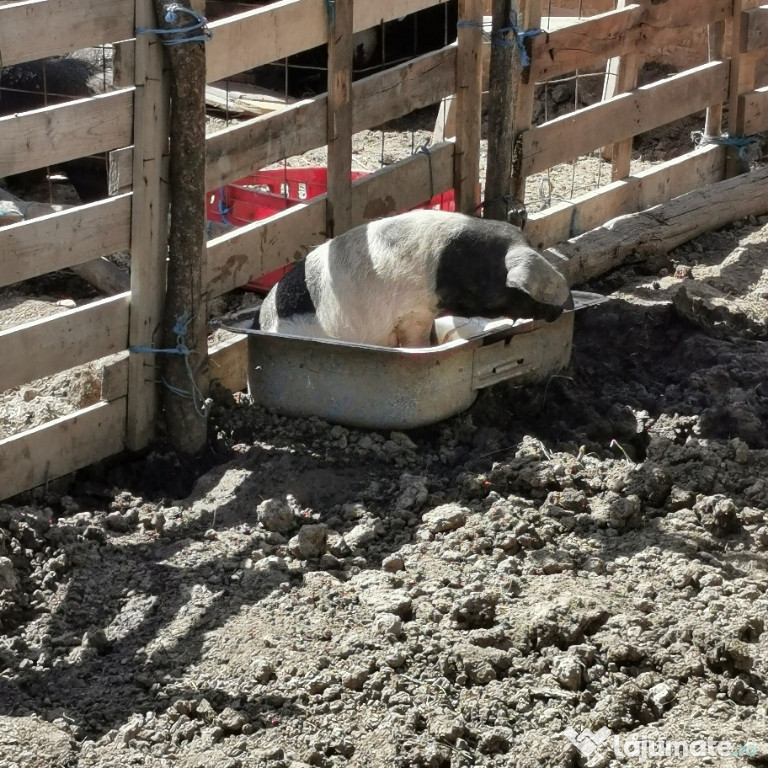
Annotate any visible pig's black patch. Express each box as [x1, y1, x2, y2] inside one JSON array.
[[434, 220, 568, 321], [274, 260, 315, 318]]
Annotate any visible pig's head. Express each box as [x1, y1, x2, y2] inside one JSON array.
[[503, 246, 573, 322]]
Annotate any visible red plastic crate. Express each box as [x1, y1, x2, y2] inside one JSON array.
[[206, 167, 460, 293]]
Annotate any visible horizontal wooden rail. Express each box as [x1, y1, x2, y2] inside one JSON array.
[[115, 46, 456, 194], [0, 293, 130, 392], [0, 90, 134, 178], [205, 140, 455, 298], [525, 145, 724, 251], [0, 400, 127, 501], [0, 195, 132, 288], [206, 0, 452, 82], [522, 61, 729, 177], [0, 0, 135, 67], [530, 0, 730, 82]]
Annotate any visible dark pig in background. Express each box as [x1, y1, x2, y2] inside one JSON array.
[[257, 210, 573, 348], [0, 50, 111, 202]]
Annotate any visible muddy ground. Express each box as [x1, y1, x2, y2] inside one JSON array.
[[2, 203, 768, 768]]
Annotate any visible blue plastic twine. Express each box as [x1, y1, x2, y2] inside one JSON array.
[[136, 3, 212, 46]]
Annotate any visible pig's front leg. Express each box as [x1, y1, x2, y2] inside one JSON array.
[[394, 310, 437, 348]]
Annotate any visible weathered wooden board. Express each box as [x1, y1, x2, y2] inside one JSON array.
[[741, 85, 768, 132], [0, 0, 134, 67], [0, 400, 126, 501], [548, 164, 768, 286], [0, 293, 130, 392], [525, 145, 724, 251], [204, 141, 454, 298], [206, 0, 452, 82], [126, 0, 171, 451], [0, 195, 132, 288], [743, 5, 768, 53], [209, 335, 248, 393], [530, 0, 730, 82], [0, 90, 134, 178], [522, 61, 729, 177]]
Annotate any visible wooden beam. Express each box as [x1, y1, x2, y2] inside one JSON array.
[[326, 0, 354, 237], [530, 0, 731, 83], [206, 0, 451, 83], [548, 164, 768, 287], [0, 0, 135, 67], [126, 0, 171, 451], [0, 293, 130, 393], [705, 19, 726, 140], [204, 141, 455, 298], [727, 0, 746, 177], [453, 0, 484, 214], [521, 61, 730, 177], [0, 89, 134, 178], [0, 400, 126, 502], [525, 145, 724, 251], [0, 195, 132, 288]]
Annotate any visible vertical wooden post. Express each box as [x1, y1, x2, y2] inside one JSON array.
[[485, 0, 540, 222], [326, 0, 353, 237], [605, 0, 640, 182], [454, 0, 484, 214], [705, 20, 725, 139], [726, 0, 746, 178], [126, 0, 170, 451], [152, 0, 209, 453]]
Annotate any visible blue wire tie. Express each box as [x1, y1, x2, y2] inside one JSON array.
[[136, 3, 212, 46]]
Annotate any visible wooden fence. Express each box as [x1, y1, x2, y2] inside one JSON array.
[[1, 0, 767, 500]]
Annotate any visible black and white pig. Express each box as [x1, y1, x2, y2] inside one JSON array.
[[257, 209, 573, 347]]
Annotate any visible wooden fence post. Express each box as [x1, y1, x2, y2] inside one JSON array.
[[484, 0, 541, 222], [726, 0, 747, 178], [151, 0, 210, 453], [326, 0, 353, 237], [126, 0, 170, 451], [454, 0, 484, 214]]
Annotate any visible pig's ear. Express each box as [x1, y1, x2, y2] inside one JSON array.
[[506, 250, 573, 308]]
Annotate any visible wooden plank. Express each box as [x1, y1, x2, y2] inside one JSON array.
[[530, 0, 731, 82], [0, 293, 130, 392], [204, 140, 455, 297], [205, 46, 456, 191], [741, 85, 768, 132], [525, 145, 724, 251], [209, 335, 248, 393], [453, 0, 483, 214], [206, 0, 451, 82], [521, 61, 730, 177], [705, 20, 726, 139], [205, 82, 296, 116], [126, 0, 171, 451], [0, 400, 126, 502], [0, 0, 135, 67], [548, 164, 768, 287], [326, 0, 354, 237], [0, 89, 134, 178], [743, 4, 768, 52], [0, 195, 132, 288]]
